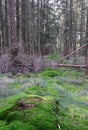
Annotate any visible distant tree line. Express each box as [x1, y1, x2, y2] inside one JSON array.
[[0, 0, 88, 57]]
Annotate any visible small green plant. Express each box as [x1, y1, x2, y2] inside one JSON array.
[[23, 74, 31, 78], [12, 70, 17, 76], [42, 68, 59, 77], [49, 53, 58, 60]]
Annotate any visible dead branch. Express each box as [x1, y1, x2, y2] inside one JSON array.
[[12, 63, 86, 68], [12, 64, 33, 66], [58, 64, 86, 68], [59, 43, 88, 61]]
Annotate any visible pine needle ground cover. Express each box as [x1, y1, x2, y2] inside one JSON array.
[[0, 68, 88, 130]]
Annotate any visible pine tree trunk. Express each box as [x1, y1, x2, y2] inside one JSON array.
[[37, 0, 41, 56], [5, 0, 9, 48], [0, 0, 5, 53], [21, 0, 27, 51], [69, 0, 73, 50], [80, 0, 86, 56], [64, 0, 69, 58], [0, 0, 1, 54], [8, 0, 18, 60], [85, 8, 88, 75], [16, 0, 20, 42]]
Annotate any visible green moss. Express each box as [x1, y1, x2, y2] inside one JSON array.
[[41, 68, 60, 77], [49, 53, 59, 60], [23, 74, 31, 78], [41, 68, 81, 78], [0, 121, 37, 130], [12, 70, 17, 76], [8, 83, 22, 88], [25, 85, 48, 96], [0, 74, 3, 80], [0, 96, 58, 130], [0, 68, 88, 130]]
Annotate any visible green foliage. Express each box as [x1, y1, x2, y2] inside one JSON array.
[[0, 96, 58, 130], [9, 83, 22, 88], [41, 68, 59, 77], [0, 68, 88, 130], [23, 74, 31, 78], [0, 74, 3, 80], [0, 120, 37, 130], [12, 70, 17, 76], [49, 53, 58, 60], [41, 68, 81, 78]]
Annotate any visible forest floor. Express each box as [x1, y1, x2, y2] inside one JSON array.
[[0, 67, 88, 130]]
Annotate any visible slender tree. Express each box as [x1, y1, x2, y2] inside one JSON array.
[[16, 0, 20, 42], [0, 0, 5, 53], [69, 0, 73, 50], [85, 7, 88, 75], [80, 0, 86, 55], [5, 0, 9, 48], [8, 0, 18, 60], [64, 0, 69, 57], [21, 0, 27, 51]]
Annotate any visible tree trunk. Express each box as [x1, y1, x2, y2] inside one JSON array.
[[0, 0, 5, 53], [64, 0, 69, 58], [8, 0, 18, 60], [69, 0, 73, 50], [80, 0, 86, 56], [85, 8, 88, 75], [5, 0, 9, 48], [37, 0, 41, 56], [21, 0, 27, 51], [16, 0, 20, 42]]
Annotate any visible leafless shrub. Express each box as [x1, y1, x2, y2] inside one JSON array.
[[0, 53, 45, 73], [0, 54, 11, 73]]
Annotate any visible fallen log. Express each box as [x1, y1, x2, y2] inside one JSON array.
[[58, 64, 86, 68], [13, 63, 86, 68], [13, 64, 86, 68], [12, 64, 33, 66]]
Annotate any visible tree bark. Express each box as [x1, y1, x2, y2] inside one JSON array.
[[21, 0, 27, 51], [64, 0, 69, 58], [37, 0, 41, 56], [0, 0, 5, 53], [85, 7, 88, 75], [8, 0, 18, 60], [5, 0, 9, 48], [80, 0, 86, 56], [16, 0, 20, 42]]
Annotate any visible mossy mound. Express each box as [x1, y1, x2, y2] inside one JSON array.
[[0, 95, 58, 130], [0, 68, 88, 130], [41, 68, 60, 77]]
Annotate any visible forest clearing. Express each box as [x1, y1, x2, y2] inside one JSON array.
[[0, 0, 88, 130]]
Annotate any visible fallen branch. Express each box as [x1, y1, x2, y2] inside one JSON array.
[[13, 63, 86, 68], [12, 64, 33, 66], [59, 43, 88, 61], [58, 64, 86, 68]]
